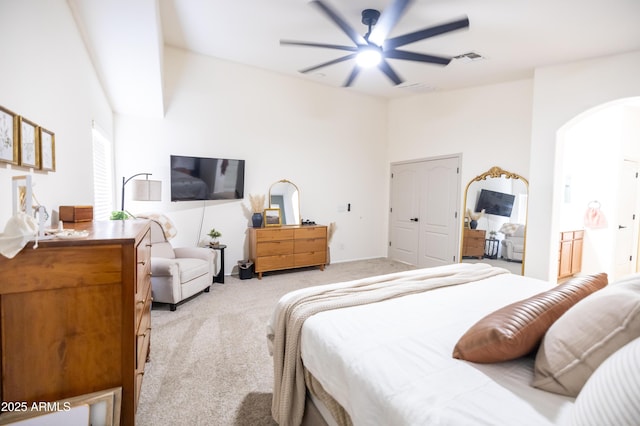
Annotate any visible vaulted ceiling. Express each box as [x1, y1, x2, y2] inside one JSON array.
[[68, 0, 640, 117]]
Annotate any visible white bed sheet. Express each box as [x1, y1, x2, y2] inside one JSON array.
[[301, 271, 575, 426]]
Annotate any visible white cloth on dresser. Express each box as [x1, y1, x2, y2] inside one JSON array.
[[0, 213, 38, 258]]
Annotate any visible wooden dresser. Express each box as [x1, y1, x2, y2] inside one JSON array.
[[0, 220, 151, 426], [249, 225, 327, 279], [462, 229, 486, 259], [558, 230, 584, 279]]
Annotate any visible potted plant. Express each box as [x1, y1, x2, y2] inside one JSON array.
[[489, 230, 497, 240], [110, 210, 131, 220], [208, 228, 222, 246]]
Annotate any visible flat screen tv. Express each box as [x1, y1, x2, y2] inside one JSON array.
[[170, 155, 245, 201], [475, 189, 515, 217]]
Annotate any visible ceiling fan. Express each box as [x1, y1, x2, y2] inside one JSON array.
[[280, 0, 469, 87]]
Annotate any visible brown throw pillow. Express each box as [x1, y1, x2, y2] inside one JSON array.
[[532, 277, 640, 396], [452, 273, 608, 363]]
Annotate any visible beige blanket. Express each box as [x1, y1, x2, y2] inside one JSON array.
[[268, 263, 509, 426]]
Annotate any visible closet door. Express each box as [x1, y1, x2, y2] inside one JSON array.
[[389, 155, 461, 268]]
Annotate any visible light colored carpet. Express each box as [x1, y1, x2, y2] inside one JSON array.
[[135, 258, 415, 426]]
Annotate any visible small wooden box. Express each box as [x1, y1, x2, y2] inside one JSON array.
[[59, 205, 94, 222]]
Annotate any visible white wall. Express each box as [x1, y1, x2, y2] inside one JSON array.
[[528, 51, 640, 280], [0, 0, 112, 227], [115, 47, 390, 274], [388, 79, 534, 186], [387, 79, 534, 263]]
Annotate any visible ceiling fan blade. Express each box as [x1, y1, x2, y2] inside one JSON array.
[[280, 40, 358, 52], [378, 59, 403, 85], [385, 49, 451, 65], [299, 53, 358, 74], [385, 16, 469, 49], [368, 0, 413, 45], [310, 0, 367, 46], [343, 66, 361, 87]]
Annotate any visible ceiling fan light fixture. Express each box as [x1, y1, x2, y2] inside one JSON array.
[[356, 46, 382, 68]]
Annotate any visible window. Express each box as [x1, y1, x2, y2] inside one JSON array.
[[92, 122, 114, 220]]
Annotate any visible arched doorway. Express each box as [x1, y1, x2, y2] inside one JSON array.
[[554, 98, 640, 282]]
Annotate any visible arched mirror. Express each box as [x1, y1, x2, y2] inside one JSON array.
[[269, 179, 301, 226], [460, 167, 529, 275]]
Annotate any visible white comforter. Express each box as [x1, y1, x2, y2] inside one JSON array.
[[301, 269, 575, 425]]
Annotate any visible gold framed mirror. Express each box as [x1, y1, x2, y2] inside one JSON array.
[[460, 166, 529, 275], [268, 179, 301, 225]]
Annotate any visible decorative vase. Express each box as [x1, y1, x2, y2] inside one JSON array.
[[470, 219, 478, 229], [252, 212, 263, 228]]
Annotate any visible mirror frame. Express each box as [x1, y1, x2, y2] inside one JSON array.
[[461, 166, 529, 274], [268, 179, 301, 226]]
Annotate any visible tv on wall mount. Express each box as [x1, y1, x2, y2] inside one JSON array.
[[474, 188, 515, 217], [170, 154, 245, 201]]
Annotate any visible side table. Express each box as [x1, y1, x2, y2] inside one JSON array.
[[209, 244, 227, 283], [484, 239, 499, 260]]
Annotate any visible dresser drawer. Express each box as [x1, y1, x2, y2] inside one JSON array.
[[136, 285, 152, 344], [294, 227, 326, 239], [136, 321, 151, 372], [294, 238, 326, 253], [255, 228, 294, 242], [256, 240, 294, 256], [136, 229, 152, 296], [294, 251, 326, 267], [255, 254, 294, 271]]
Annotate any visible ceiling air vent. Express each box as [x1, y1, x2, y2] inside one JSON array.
[[454, 52, 485, 63]]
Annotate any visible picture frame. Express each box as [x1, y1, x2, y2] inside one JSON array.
[[264, 208, 282, 227], [39, 126, 55, 171], [0, 105, 19, 165], [18, 116, 40, 169], [0, 387, 122, 426]]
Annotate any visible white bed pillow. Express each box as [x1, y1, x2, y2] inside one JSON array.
[[569, 337, 640, 426], [533, 277, 640, 396]]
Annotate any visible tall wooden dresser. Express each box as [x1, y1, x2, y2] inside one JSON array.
[[0, 220, 151, 426], [249, 225, 327, 279]]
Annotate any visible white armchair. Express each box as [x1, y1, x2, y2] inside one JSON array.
[[500, 223, 525, 262], [147, 217, 215, 311]]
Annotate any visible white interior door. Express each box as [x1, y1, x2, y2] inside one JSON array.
[[614, 159, 639, 279], [389, 156, 461, 267], [418, 157, 460, 268], [389, 163, 420, 265]]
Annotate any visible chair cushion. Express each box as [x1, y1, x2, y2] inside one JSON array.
[[452, 273, 608, 363], [174, 258, 210, 283], [532, 275, 640, 396], [151, 241, 175, 259]]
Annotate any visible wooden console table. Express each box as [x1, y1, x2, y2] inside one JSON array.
[[0, 220, 151, 426]]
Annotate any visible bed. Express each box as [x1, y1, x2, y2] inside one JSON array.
[[267, 263, 640, 426]]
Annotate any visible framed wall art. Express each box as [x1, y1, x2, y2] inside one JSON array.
[[0, 105, 19, 165], [19, 116, 40, 168], [0, 387, 122, 426], [264, 208, 282, 227], [39, 126, 56, 171]]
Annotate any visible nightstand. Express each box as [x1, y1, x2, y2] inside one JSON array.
[[209, 244, 227, 283]]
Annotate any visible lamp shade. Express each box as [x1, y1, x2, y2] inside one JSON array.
[[132, 179, 162, 201]]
